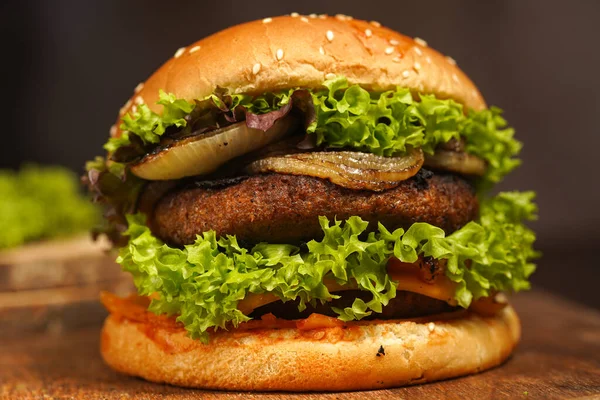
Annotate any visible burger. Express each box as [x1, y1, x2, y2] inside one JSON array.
[[85, 14, 538, 391]]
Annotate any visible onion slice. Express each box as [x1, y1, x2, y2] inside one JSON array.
[[130, 119, 294, 180], [424, 150, 486, 177], [246, 148, 424, 191]]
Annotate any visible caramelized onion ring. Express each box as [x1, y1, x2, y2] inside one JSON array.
[[245, 148, 424, 191], [131, 119, 294, 180], [424, 150, 486, 177]]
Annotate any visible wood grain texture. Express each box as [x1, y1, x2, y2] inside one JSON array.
[[0, 235, 135, 338], [0, 290, 598, 399], [0, 235, 121, 291]]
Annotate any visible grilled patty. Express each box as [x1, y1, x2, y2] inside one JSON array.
[[249, 290, 458, 320], [151, 170, 478, 246]]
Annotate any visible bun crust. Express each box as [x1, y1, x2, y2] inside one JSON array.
[[101, 306, 520, 391], [115, 15, 486, 137]]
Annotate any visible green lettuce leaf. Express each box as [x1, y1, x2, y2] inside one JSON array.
[[105, 77, 520, 186], [307, 77, 521, 186], [462, 106, 522, 187], [116, 191, 538, 342], [107, 90, 196, 151], [0, 165, 99, 249]]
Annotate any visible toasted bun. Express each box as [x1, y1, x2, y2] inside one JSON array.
[[114, 14, 486, 137], [101, 305, 520, 391]]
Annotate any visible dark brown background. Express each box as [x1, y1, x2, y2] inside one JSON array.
[[2, 1, 599, 308]]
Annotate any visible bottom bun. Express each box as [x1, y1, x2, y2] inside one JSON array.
[[101, 305, 520, 391]]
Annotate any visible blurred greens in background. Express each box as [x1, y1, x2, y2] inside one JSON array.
[[0, 165, 99, 249]]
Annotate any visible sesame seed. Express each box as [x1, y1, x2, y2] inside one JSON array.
[[262, 17, 272, 23], [365, 28, 372, 37], [134, 82, 144, 93], [300, 17, 309, 23], [124, 99, 132, 110], [472, 89, 478, 97], [174, 47, 186, 58], [446, 56, 457, 65], [318, 14, 327, 19], [319, 46, 325, 55], [389, 39, 399, 46], [414, 47, 422, 56], [335, 14, 346, 21], [414, 61, 422, 70], [189, 45, 201, 54], [370, 21, 381, 27], [290, 12, 299, 17], [326, 30, 334, 42], [276, 48, 284, 61], [426, 56, 432, 64], [495, 292, 508, 304], [428, 322, 435, 332], [402, 70, 410, 78], [385, 46, 394, 55], [325, 73, 336, 80], [110, 125, 117, 137], [347, 15, 353, 20], [392, 56, 402, 63], [309, 13, 317, 18], [252, 63, 261, 75], [134, 95, 144, 105], [452, 73, 459, 83], [131, 105, 137, 114], [415, 37, 428, 47]]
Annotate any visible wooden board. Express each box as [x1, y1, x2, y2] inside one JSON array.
[[0, 235, 121, 291], [0, 290, 599, 399], [0, 235, 134, 337]]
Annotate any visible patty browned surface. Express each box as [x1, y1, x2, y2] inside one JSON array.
[[248, 290, 458, 320], [152, 171, 478, 246]]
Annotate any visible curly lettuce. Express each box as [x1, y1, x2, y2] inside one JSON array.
[[116, 191, 538, 342], [238, 77, 520, 186], [306, 77, 521, 186], [107, 77, 521, 186], [0, 165, 99, 249], [104, 90, 196, 152]]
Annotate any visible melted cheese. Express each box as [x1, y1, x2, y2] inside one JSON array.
[[388, 271, 456, 305], [237, 293, 279, 315]]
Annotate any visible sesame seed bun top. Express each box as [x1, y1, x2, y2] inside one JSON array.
[[114, 14, 487, 136]]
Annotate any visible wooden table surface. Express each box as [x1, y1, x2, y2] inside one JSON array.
[[1, 290, 599, 400]]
